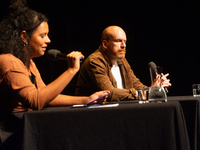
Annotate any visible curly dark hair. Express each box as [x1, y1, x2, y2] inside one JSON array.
[[0, 0, 48, 67]]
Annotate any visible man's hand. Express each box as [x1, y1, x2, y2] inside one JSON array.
[[151, 73, 171, 88], [161, 73, 172, 88]]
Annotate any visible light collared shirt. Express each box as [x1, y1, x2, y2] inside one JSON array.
[[111, 62, 123, 89]]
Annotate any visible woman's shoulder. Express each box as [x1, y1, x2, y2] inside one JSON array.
[[0, 53, 25, 72], [0, 53, 18, 60]]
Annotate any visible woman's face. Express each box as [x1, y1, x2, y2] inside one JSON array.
[[29, 22, 51, 58]]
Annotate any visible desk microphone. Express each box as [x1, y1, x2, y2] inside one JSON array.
[[148, 61, 169, 93], [46, 49, 84, 62]]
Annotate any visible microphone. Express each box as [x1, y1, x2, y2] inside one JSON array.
[[148, 61, 158, 79], [46, 49, 84, 62], [148, 61, 169, 93]]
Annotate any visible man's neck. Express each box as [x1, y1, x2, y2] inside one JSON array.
[[111, 60, 118, 65]]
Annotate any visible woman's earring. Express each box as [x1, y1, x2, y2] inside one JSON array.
[[24, 42, 28, 47]]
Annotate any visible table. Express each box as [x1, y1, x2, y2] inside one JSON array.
[[167, 96, 200, 150], [20, 101, 189, 150]]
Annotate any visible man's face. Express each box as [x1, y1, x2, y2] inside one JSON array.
[[103, 27, 127, 64]]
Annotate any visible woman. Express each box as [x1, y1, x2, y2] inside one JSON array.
[[0, 0, 109, 113]]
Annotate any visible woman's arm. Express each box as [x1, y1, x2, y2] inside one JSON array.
[[48, 91, 109, 107], [37, 51, 85, 108]]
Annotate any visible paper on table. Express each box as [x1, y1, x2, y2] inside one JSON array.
[[71, 103, 119, 108], [87, 103, 119, 108]]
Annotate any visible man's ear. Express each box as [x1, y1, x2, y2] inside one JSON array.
[[102, 40, 107, 50], [20, 30, 28, 43]]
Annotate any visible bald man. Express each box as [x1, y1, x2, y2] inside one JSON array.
[[75, 26, 171, 101]]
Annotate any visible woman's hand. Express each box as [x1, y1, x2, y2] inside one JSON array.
[[87, 90, 110, 105], [67, 51, 84, 73]]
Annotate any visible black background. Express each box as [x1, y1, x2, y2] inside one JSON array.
[[0, 0, 200, 96]]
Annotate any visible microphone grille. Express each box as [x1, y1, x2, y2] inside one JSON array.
[[46, 49, 61, 61], [148, 61, 157, 68]]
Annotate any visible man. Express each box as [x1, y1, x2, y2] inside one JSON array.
[[75, 25, 171, 101]]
